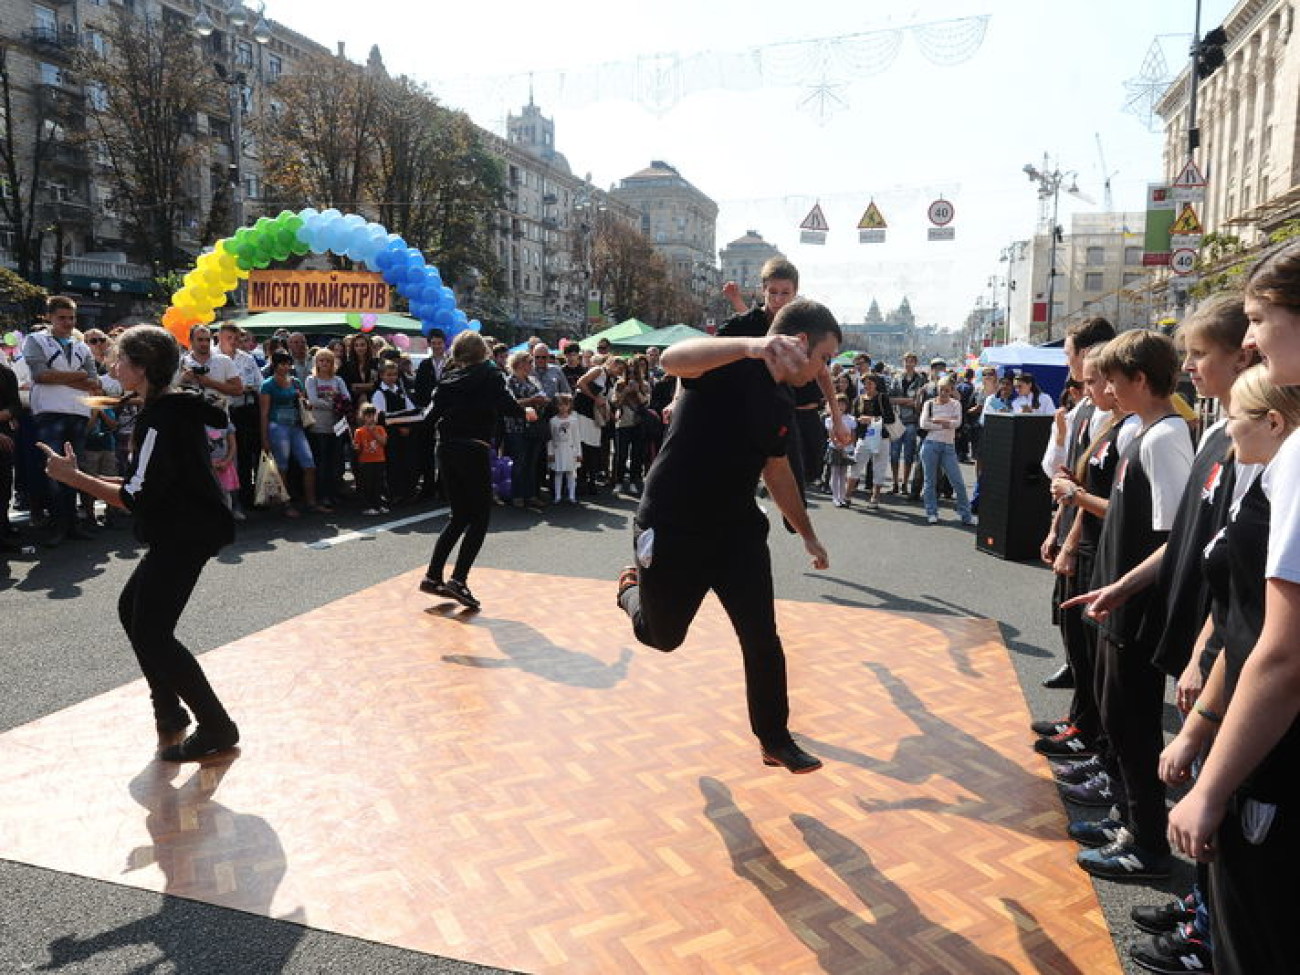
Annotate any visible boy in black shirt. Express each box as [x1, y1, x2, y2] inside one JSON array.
[[616, 299, 840, 774]]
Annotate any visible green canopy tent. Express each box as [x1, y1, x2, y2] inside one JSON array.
[[577, 317, 651, 351], [230, 311, 426, 337], [608, 323, 710, 351]]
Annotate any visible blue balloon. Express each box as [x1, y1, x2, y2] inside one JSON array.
[[439, 285, 455, 306], [451, 309, 468, 327], [297, 207, 320, 226], [396, 278, 421, 299], [383, 234, 407, 252], [404, 248, 424, 266], [341, 212, 366, 230], [425, 266, 443, 286], [371, 247, 394, 272], [319, 207, 342, 222], [467, 319, 482, 332], [434, 307, 454, 327], [381, 264, 406, 286], [421, 317, 439, 338]]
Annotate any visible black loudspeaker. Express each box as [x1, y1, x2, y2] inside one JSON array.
[[977, 414, 1054, 561]]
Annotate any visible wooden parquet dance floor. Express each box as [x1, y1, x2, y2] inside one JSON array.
[[0, 567, 1117, 974]]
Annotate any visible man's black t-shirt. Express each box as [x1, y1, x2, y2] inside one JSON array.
[[638, 358, 792, 531], [719, 307, 823, 407]]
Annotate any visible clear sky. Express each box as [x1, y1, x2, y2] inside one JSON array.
[[265, 0, 1236, 330]]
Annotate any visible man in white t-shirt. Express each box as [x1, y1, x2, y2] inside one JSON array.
[[23, 296, 100, 545], [218, 322, 265, 508], [179, 325, 242, 407]]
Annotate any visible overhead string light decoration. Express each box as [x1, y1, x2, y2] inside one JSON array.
[[434, 15, 990, 125]]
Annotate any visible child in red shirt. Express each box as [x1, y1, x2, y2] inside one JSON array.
[[352, 404, 389, 515]]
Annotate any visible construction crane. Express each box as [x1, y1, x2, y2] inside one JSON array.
[[1096, 133, 1118, 211]]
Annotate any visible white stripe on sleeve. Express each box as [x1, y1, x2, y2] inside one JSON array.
[[123, 427, 158, 501]]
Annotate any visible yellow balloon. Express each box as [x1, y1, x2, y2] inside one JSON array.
[[195, 308, 215, 324], [233, 264, 250, 280]]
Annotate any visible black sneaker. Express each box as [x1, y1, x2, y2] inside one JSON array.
[[154, 707, 192, 735], [1033, 725, 1094, 757], [1077, 829, 1171, 881], [159, 722, 239, 762], [1131, 894, 1197, 935], [443, 578, 481, 611], [1067, 816, 1124, 848], [1052, 755, 1105, 785], [1031, 718, 1072, 737], [1129, 923, 1213, 974], [761, 740, 823, 774], [1061, 771, 1121, 808]]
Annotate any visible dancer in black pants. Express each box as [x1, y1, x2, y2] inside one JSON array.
[[420, 331, 524, 611], [617, 299, 839, 774], [40, 325, 238, 762]]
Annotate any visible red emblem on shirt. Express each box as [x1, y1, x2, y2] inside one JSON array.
[[1201, 462, 1222, 502], [777, 425, 788, 437]]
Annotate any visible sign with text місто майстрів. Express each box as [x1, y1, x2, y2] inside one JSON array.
[[247, 270, 391, 314]]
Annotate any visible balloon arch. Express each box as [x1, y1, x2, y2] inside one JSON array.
[[161, 208, 477, 347]]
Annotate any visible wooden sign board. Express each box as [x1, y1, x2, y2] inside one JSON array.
[[248, 270, 391, 314]]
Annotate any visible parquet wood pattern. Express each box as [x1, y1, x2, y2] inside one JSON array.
[[0, 567, 1117, 974]]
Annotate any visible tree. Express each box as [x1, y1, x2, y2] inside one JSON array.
[[77, 8, 215, 273], [0, 43, 60, 281], [369, 79, 503, 285], [586, 219, 696, 327], [256, 51, 382, 214], [0, 266, 46, 330]]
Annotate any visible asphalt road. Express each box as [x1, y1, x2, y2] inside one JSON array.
[[1, 476, 1188, 974]]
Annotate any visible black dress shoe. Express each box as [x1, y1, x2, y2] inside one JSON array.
[[1042, 663, 1075, 689], [159, 722, 239, 762], [761, 741, 823, 774]]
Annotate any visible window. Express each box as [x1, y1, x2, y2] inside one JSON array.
[[1122, 273, 1143, 287], [235, 40, 254, 68], [1084, 272, 1104, 291], [40, 62, 62, 86], [87, 82, 108, 112], [85, 30, 108, 56], [34, 6, 57, 33], [1085, 246, 1105, 265], [1124, 246, 1143, 266], [268, 54, 283, 80], [243, 174, 260, 199]]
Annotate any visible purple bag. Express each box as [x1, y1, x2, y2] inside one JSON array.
[[492, 454, 514, 500]]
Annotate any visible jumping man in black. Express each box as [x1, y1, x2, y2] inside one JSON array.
[[616, 299, 840, 774]]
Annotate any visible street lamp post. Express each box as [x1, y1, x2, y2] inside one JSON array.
[[1022, 161, 1082, 342], [191, 2, 272, 235]]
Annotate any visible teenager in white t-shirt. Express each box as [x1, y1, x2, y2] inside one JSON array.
[[1164, 241, 1300, 975]]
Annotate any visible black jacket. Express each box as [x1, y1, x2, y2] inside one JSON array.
[[120, 392, 234, 554], [429, 361, 524, 444]]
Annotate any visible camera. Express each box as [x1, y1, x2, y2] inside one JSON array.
[[191, 365, 209, 376]]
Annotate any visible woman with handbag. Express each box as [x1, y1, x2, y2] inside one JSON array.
[[39, 325, 239, 761], [503, 351, 549, 508], [574, 357, 615, 494], [305, 348, 350, 508], [260, 349, 329, 517], [848, 373, 895, 510]]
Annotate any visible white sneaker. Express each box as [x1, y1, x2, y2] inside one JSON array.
[[232, 509, 247, 522], [927, 515, 938, 524], [362, 507, 380, 516]]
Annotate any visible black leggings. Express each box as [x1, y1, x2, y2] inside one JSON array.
[[427, 440, 493, 584], [620, 519, 791, 750], [118, 545, 231, 728]]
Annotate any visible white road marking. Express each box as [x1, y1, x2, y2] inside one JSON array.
[[305, 507, 450, 550]]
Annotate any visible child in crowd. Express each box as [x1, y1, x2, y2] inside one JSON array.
[[208, 418, 244, 521], [81, 402, 119, 527], [352, 404, 389, 515], [824, 393, 857, 507], [548, 393, 582, 505]]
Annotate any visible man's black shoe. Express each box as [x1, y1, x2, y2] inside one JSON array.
[[761, 741, 823, 774], [1031, 718, 1072, 737], [1042, 663, 1075, 689], [1131, 895, 1197, 935], [1129, 924, 1213, 974], [159, 722, 239, 762], [154, 707, 192, 735]]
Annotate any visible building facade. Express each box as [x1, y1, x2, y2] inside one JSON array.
[[610, 160, 719, 304], [718, 229, 783, 302]]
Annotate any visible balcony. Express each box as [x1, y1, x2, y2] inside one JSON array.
[[47, 143, 90, 173], [22, 26, 80, 56], [36, 82, 85, 121]]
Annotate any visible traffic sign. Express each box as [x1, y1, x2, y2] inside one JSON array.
[[859, 229, 886, 243], [1170, 248, 1198, 275], [1172, 159, 1207, 189], [1170, 203, 1204, 236], [858, 201, 887, 230], [799, 203, 830, 232], [928, 227, 955, 241], [928, 199, 955, 227]]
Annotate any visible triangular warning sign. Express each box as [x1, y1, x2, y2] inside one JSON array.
[[799, 203, 830, 232], [1171, 202, 1204, 235], [858, 201, 887, 230], [1173, 159, 1207, 188]]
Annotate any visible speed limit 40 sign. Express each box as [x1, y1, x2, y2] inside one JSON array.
[[928, 199, 955, 227], [1170, 248, 1198, 276]]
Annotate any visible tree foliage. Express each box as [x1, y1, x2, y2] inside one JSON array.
[[77, 8, 214, 272], [585, 218, 700, 327], [0, 42, 59, 281], [257, 58, 502, 288], [0, 266, 47, 329]]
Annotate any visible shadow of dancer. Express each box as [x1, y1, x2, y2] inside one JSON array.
[[806, 661, 1061, 841], [699, 776, 1018, 973], [999, 898, 1088, 975], [791, 812, 1019, 973], [40, 757, 306, 974], [443, 618, 634, 690]]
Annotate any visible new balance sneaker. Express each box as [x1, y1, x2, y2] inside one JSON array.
[[1130, 894, 1197, 935], [1033, 725, 1094, 757], [1068, 816, 1125, 848], [1052, 754, 1105, 785], [1031, 718, 1073, 737], [1077, 828, 1172, 881], [1061, 770, 1122, 808], [1129, 922, 1213, 974]]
